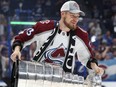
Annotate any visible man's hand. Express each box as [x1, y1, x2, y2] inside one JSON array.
[[10, 46, 21, 62], [91, 63, 104, 76]]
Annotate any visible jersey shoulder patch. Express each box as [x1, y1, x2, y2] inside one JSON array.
[[33, 20, 56, 34]]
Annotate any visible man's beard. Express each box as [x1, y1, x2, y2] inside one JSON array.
[[63, 18, 76, 30]]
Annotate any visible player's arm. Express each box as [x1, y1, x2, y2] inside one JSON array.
[[11, 45, 21, 62], [11, 20, 55, 62], [82, 31, 104, 76], [10, 28, 35, 62], [11, 27, 36, 62]]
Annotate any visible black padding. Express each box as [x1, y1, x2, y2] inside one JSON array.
[[86, 58, 98, 69]]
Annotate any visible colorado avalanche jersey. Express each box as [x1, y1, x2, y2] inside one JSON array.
[[12, 20, 95, 67]]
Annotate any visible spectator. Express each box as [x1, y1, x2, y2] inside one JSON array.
[[97, 39, 113, 60], [29, 42, 36, 60], [32, 0, 43, 21], [112, 46, 116, 59], [111, 38, 116, 58], [0, 45, 10, 87], [0, 0, 10, 16], [102, 30, 113, 46], [44, 0, 52, 17], [91, 5, 100, 19], [89, 21, 102, 37], [0, 14, 7, 37]]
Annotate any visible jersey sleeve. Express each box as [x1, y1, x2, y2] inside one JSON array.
[[75, 27, 98, 69], [84, 33, 98, 69], [12, 20, 56, 51]]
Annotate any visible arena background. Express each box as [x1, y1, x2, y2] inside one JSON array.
[[0, 0, 116, 87]]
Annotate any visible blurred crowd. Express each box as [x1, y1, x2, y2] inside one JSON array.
[[0, 0, 116, 86]]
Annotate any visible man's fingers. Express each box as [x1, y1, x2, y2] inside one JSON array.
[[11, 52, 21, 62], [100, 68, 105, 76], [11, 54, 17, 62], [96, 68, 104, 76]]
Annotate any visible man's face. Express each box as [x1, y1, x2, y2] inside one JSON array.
[[62, 12, 80, 30]]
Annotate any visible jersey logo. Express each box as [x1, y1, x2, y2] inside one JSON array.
[[44, 44, 67, 65], [26, 28, 34, 36], [66, 58, 72, 69], [51, 48, 65, 58]]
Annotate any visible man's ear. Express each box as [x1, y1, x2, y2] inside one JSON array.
[[61, 11, 65, 16]]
